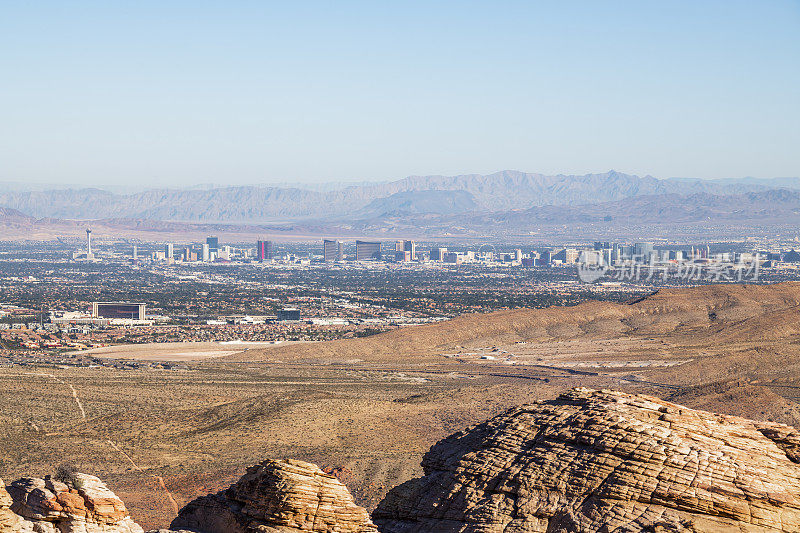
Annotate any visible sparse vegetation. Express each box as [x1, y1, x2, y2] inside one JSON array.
[[54, 464, 84, 489], [5, 281, 800, 530]]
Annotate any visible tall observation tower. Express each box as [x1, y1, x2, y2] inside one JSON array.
[[86, 229, 93, 259]]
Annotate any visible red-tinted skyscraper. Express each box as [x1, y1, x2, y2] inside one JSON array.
[[256, 240, 274, 261]]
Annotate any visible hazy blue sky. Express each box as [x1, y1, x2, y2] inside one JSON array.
[[1, 1, 798, 188]]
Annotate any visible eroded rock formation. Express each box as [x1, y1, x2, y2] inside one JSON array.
[[2, 473, 143, 533], [170, 458, 377, 533], [373, 388, 800, 532]]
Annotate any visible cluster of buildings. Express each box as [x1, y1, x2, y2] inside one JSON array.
[[151, 238, 417, 264], [148, 238, 772, 268], [71, 230, 798, 270], [320, 241, 539, 266], [155, 236, 250, 263], [322, 239, 406, 262], [48, 301, 305, 328], [139, 238, 387, 264], [321, 240, 488, 264], [575, 242, 766, 267], [50, 302, 152, 327], [311, 240, 786, 269]]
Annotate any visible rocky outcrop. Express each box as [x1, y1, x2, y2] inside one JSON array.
[[0, 481, 22, 532], [171, 459, 377, 533], [11, 389, 800, 533], [3, 473, 143, 533], [374, 388, 800, 532]]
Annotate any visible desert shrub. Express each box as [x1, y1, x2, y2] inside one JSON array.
[[54, 464, 84, 489]]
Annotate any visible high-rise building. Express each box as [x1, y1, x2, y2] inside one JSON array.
[[403, 240, 416, 259], [256, 240, 274, 261], [552, 248, 579, 263], [611, 244, 623, 263], [355, 240, 381, 261], [206, 236, 219, 252], [202, 243, 210, 262], [442, 251, 462, 264], [579, 250, 603, 264], [164, 243, 174, 262], [430, 247, 447, 261], [620, 245, 635, 260], [132, 245, 138, 261], [393, 240, 415, 261], [634, 242, 654, 262], [323, 239, 343, 262], [538, 251, 552, 266]]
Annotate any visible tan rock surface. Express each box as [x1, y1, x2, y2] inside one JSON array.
[[171, 459, 378, 533], [374, 388, 800, 532], [4, 473, 143, 533], [0, 480, 22, 532]]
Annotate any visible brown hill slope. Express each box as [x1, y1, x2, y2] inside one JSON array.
[[225, 281, 800, 430], [228, 282, 800, 364]]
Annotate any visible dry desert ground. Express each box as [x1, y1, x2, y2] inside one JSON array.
[[4, 282, 800, 528]]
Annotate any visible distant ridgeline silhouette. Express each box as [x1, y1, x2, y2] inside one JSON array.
[[0, 170, 799, 224]]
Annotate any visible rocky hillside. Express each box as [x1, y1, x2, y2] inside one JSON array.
[[374, 388, 800, 532]]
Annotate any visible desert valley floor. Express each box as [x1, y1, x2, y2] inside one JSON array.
[[4, 282, 800, 528]]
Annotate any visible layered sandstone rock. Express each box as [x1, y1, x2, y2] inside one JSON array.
[[374, 388, 800, 532], [0, 481, 22, 532], [3, 473, 143, 533], [171, 459, 377, 533]]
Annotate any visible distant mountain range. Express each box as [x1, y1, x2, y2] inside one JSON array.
[[459, 188, 800, 227], [2, 170, 800, 239], [2, 170, 799, 224]]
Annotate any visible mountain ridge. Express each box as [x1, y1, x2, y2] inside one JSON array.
[[4, 187, 800, 240], [2, 170, 798, 224]]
